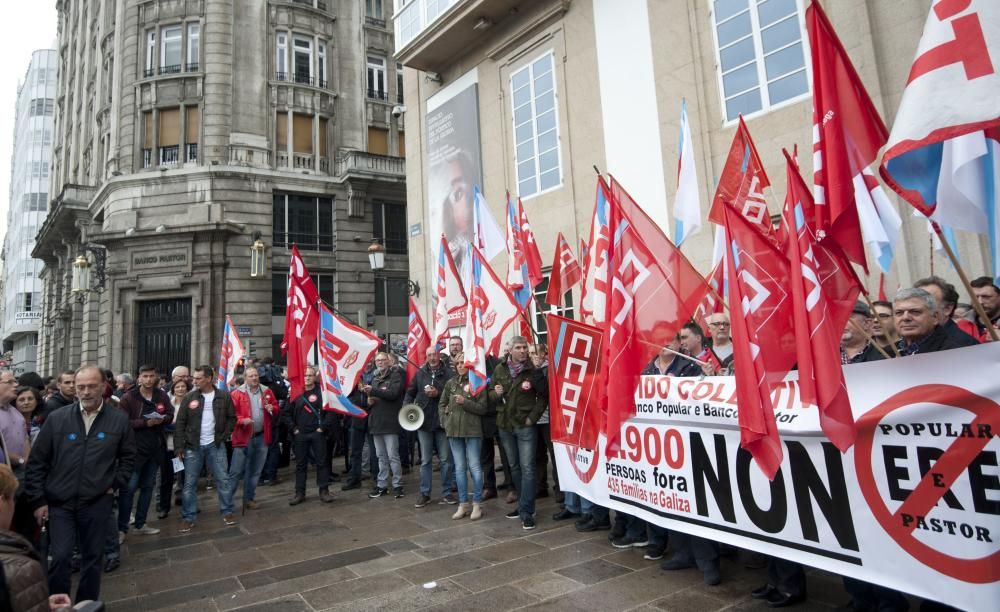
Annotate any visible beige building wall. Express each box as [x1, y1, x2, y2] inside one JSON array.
[[400, 0, 992, 328]]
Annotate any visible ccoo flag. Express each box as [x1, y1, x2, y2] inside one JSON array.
[[318, 304, 375, 418], [216, 315, 246, 390]]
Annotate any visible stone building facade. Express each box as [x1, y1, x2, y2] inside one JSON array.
[[1, 50, 58, 375], [34, 0, 411, 376], [396, 0, 991, 342]]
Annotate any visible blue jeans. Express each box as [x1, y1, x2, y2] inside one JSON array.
[[448, 437, 483, 504], [563, 493, 609, 522], [229, 434, 268, 504], [182, 444, 233, 521], [499, 426, 537, 518], [418, 428, 454, 498], [119, 456, 158, 531]]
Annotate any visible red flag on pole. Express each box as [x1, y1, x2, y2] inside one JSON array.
[[722, 204, 796, 479], [878, 274, 887, 302], [546, 232, 582, 308], [707, 117, 778, 242], [546, 313, 604, 450], [518, 198, 545, 287], [603, 185, 710, 456], [782, 151, 860, 452], [281, 245, 320, 400], [807, 0, 887, 272], [406, 297, 430, 384]]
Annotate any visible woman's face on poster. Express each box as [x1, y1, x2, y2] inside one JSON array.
[[446, 158, 473, 235]]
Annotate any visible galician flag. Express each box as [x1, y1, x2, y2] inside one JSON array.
[[673, 99, 702, 247]]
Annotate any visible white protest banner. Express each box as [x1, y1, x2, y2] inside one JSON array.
[[555, 342, 999, 611]]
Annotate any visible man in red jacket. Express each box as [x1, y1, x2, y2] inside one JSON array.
[[228, 367, 278, 510]]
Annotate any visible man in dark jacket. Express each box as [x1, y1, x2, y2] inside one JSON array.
[[894, 287, 976, 355], [405, 348, 455, 508], [914, 276, 980, 347], [841, 302, 888, 364], [341, 383, 370, 491], [117, 364, 174, 539], [286, 366, 336, 505], [490, 336, 546, 531], [173, 365, 236, 532], [364, 353, 405, 499], [39, 371, 75, 423], [24, 365, 135, 603]]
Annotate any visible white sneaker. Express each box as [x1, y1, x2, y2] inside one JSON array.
[[135, 525, 160, 535], [118, 531, 126, 545]]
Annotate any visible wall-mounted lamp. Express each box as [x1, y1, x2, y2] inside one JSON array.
[[250, 231, 267, 278]]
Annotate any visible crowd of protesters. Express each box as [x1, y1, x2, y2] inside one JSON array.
[[0, 275, 995, 609]]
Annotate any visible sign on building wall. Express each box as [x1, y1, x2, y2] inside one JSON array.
[[14, 312, 41, 325], [425, 69, 483, 283]]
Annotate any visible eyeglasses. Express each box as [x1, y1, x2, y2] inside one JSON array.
[[708, 322, 730, 328], [0, 379, 15, 386], [875, 313, 892, 319]]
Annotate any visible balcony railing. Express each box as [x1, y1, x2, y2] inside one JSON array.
[[292, 154, 314, 169], [186, 144, 198, 163], [335, 151, 405, 178], [228, 144, 272, 167], [365, 16, 386, 28], [159, 64, 182, 75], [276, 72, 324, 87], [186, 62, 200, 72], [159, 146, 180, 166], [143, 68, 155, 78], [367, 88, 388, 101]]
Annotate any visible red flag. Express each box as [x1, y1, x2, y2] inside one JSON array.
[[281, 245, 320, 400], [808, 0, 887, 272], [547, 232, 582, 308], [722, 204, 796, 479], [406, 297, 430, 384], [707, 117, 777, 241], [547, 313, 604, 450], [878, 274, 887, 302], [693, 260, 726, 324], [783, 151, 859, 452], [518, 198, 544, 287], [579, 238, 588, 268], [603, 187, 710, 456]]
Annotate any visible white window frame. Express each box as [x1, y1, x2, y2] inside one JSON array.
[[187, 22, 200, 69], [708, 0, 812, 125], [396, 62, 404, 103], [318, 42, 327, 87], [160, 25, 182, 71], [145, 30, 156, 74], [509, 50, 563, 200], [366, 0, 383, 18], [276, 32, 288, 78], [367, 55, 386, 98], [292, 36, 314, 82]]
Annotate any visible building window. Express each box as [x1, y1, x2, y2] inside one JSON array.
[[28, 99, 54, 116], [366, 0, 382, 19], [276, 33, 288, 80], [159, 107, 180, 165], [187, 23, 200, 71], [142, 111, 153, 168], [318, 43, 327, 87], [712, 0, 809, 122], [160, 26, 182, 73], [22, 193, 47, 212], [186, 106, 199, 162], [273, 192, 334, 251], [293, 37, 313, 84], [374, 202, 408, 254], [367, 127, 389, 155], [530, 275, 574, 345], [510, 51, 562, 198], [374, 277, 409, 317], [396, 63, 404, 104], [145, 30, 156, 76], [272, 272, 334, 315], [367, 56, 386, 100]]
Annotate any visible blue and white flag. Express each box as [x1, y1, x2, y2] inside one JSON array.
[[216, 316, 245, 390], [673, 99, 702, 247]]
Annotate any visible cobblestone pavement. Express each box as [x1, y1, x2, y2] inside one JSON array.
[[100, 462, 851, 611]]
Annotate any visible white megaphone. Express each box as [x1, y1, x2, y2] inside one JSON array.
[[398, 403, 425, 431]]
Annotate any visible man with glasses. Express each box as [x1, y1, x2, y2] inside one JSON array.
[[705, 313, 733, 372], [870, 300, 898, 355]]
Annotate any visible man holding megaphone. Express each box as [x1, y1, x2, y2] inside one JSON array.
[[404, 348, 455, 509]]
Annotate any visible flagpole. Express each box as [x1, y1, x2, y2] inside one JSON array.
[[931, 223, 999, 341]]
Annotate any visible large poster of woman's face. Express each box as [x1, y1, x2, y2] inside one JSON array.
[[426, 80, 483, 283]]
